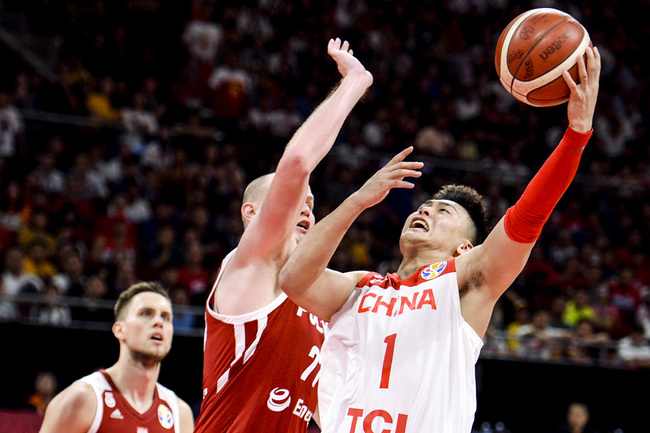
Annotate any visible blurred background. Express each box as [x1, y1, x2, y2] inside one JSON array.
[[0, 1, 649, 432]]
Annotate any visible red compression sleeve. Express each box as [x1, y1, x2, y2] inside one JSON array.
[[504, 127, 593, 243]]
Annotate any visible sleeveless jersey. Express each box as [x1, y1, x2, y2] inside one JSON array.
[[319, 259, 483, 433], [79, 370, 181, 433], [193, 250, 327, 433]]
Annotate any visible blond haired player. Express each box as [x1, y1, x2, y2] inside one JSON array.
[[39, 282, 194, 433], [280, 47, 601, 433]]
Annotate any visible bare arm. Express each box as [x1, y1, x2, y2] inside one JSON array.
[[457, 47, 601, 337], [38, 382, 96, 433], [177, 397, 195, 433], [236, 38, 374, 265], [217, 39, 373, 314], [280, 148, 423, 320]]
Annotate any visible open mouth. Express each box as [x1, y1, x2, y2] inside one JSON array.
[[410, 218, 429, 231], [151, 333, 163, 342], [297, 221, 310, 231]]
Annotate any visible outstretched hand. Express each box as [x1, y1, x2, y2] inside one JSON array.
[[563, 46, 600, 133], [352, 147, 423, 210], [328, 37, 373, 87]]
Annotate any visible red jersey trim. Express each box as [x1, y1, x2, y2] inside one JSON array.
[[357, 259, 456, 290], [205, 249, 289, 325]]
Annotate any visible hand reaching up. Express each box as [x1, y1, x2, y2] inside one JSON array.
[[351, 147, 423, 211], [563, 46, 601, 133], [328, 37, 373, 88]]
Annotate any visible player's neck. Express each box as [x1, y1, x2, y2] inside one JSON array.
[[397, 252, 451, 279], [106, 360, 160, 413]]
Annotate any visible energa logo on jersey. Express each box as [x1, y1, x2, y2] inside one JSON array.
[[421, 262, 446, 280], [267, 387, 291, 412], [266, 387, 314, 422], [157, 404, 174, 429]]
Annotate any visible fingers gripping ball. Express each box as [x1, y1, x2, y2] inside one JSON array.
[[495, 8, 591, 107]]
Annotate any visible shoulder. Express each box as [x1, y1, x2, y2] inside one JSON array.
[[176, 396, 195, 433], [52, 380, 97, 411], [39, 381, 97, 433]]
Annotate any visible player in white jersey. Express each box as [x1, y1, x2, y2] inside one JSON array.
[[280, 47, 601, 433]]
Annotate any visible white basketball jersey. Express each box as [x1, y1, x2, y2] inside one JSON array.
[[319, 260, 483, 433]]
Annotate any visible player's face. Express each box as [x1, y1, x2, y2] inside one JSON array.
[[400, 199, 472, 255], [120, 292, 174, 365], [294, 191, 315, 244]]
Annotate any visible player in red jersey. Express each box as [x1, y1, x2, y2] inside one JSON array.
[[280, 48, 600, 433], [38, 282, 194, 433], [192, 38, 373, 433]]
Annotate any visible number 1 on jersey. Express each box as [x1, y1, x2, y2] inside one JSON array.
[[380, 333, 397, 389]]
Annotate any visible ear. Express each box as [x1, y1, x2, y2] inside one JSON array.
[[455, 241, 474, 256], [112, 321, 124, 340], [241, 203, 257, 224]]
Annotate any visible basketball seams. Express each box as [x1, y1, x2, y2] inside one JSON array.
[[498, 9, 539, 93], [511, 17, 570, 82], [521, 29, 590, 97], [496, 8, 590, 107]]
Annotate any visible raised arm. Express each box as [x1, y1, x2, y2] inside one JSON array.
[[457, 47, 601, 337], [216, 39, 374, 315], [237, 38, 374, 263], [280, 148, 423, 320]]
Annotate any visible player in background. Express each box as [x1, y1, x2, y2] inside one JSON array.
[[279, 47, 600, 433], [192, 38, 373, 433], [38, 282, 194, 433]]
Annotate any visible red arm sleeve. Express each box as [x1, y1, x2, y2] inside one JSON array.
[[504, 127, 593, 243]]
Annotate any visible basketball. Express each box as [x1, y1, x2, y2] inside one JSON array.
[[495, 8, 591, 107]]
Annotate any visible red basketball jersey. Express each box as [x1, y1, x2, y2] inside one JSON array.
[[80, 370, 181, 433], [194, 251, 327, 433]]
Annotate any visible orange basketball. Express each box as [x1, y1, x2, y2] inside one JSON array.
[[495, 8, 591, 107]]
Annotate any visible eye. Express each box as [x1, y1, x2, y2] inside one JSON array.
[[161, 313, 171, 322], [439, 208, 449, 214], [142, 310, 152, 317]]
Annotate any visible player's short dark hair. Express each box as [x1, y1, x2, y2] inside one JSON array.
[[114, 282, 170, 321], [432, 185, 488, 245]]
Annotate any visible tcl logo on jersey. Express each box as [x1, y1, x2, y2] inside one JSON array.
[[266, 389, 314, 422], [267, 388, 291, 412], [347, 407, 408, 433]]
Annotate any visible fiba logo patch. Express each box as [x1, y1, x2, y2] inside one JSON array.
[[267, 388, 291, 412], [104, 392, 116, 408], [157, 404, 174, 429], [421, 262, 446, 280]]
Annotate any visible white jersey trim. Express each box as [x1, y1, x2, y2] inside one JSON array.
[[205, 249, 288, 325], [79, 371, 111, 433], [79, 371, 181, 433], [156, 383, 181, 433]]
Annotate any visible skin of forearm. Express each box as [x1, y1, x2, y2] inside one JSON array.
[[280, 72, 371, 174], [281, 193, 367, 295]]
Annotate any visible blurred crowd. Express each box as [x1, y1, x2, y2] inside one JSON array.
[[1, 0, 650, 368]]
